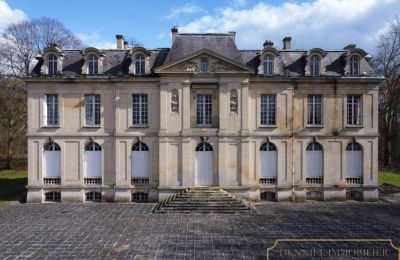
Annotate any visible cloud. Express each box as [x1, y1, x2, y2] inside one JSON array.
[[180, 0, 400, 53], [0, 0, 27, 30], [76, 31, 116, 49], [231, 0, 247, 7], [166, 3, 204, 19]]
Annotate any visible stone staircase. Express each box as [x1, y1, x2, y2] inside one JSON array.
[[153, 187, 253, 213]]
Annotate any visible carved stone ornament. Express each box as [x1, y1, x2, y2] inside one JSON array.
[[177, 61, 197, 72], [171, 89, 179, 113], [211, 61, 233, 72], [230, 89, 238, 112]]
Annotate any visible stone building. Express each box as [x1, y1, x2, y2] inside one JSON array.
[[25, 28, 382, 203]]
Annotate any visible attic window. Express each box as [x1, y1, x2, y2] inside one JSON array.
[[88, 55, 98, 75], [263, 55, 273, 76], [350, 55, 359, 76], [48, 54, 57, 75], [135, 54, 145, 75], [200, 58, 209, 72], [310, 55, 320, 76]]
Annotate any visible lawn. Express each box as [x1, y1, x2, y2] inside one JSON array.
[[378, 170, 400, 187], [0, 170, 27, 204]]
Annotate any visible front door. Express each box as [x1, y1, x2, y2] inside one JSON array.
[[195, 142, 213, 186]]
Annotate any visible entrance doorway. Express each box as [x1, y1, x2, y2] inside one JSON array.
[[195, 142, 213, 186]]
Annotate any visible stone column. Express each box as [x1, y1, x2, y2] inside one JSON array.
[[182, 81, 191, 134], [159, 83, 168, 135], [240, 80, 249, 135]]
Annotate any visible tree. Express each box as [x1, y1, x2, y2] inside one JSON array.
[[0, 17, 82, 76], [375, 16, 400, 167], [0, 75, 26, 170]]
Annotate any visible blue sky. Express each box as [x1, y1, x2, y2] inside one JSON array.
[[1, 0, 399, 53]]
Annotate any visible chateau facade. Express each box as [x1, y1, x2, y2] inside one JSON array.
[[25, 28, 382, 203]]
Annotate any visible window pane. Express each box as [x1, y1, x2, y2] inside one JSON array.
[[85, 95, 101, 125], [46, 94, 58, 125], [132, 94, 148, 125], [261, 95, 276, 125], [307, 95, 322, 125], [196, 94, 212, 126], [347, 95, 361, 125]]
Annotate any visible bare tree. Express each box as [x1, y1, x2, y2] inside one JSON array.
[[375, 16, 400, 167], [0, 74, 26, 170], [0, 17, 82, 77]]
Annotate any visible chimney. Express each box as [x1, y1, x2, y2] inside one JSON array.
[[116, 35, 124, 49], [229, 31, 236, 43], [124, 40, 128, 49], [171, 26, 178, 44], [283, 36, 292, 50], [263, 40, 273, 48]]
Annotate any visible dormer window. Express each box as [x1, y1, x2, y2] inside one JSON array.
[[263, 55, 274, 76], [135, 54, 145, 75], [200, 58, 209, 72], [350, 55, 359, 76], [310, 55, 320, 76], [88, 55, 98, 75], [48, 55, 57, 75]]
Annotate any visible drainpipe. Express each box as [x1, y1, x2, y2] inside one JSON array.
[[291, 80, 297, 202]]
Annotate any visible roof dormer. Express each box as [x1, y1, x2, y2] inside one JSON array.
[[258, 40, 280, 76], [41, 44, 65, 75], [81, 47, 105, 75], [343, 44, 368, 76], [129, 47, 151, 75], [305, 48, 327, 76]]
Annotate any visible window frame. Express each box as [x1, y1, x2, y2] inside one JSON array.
[[43, 94, 59, 127], [48, 54, 58, 75], [349, 55, 359, 76], [196, 94, 213, 127], [263, 55, 274, 76], [88, 54, 99, 75], [307, 95, 323, 126], [132, 94, 148, 126], [135, 54, 145, 75], [310, 55, 320, 76], [84, 94, 101, 126], [260, 94, 276, 126], [346, 95, 363, 127]]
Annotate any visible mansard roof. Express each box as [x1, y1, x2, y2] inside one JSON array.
[[30, 32, 377, 78]]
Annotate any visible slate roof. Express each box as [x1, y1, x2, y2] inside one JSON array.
[[31, 33, 376, 77]]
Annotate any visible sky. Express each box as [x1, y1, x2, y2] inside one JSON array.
[[1, 0, 399, 53]]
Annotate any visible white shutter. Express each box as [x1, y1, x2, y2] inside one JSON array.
[[346, 151, 362, 177], [195, 151, 213, 186], [132, 151, 149, 178], [307, 151, 323, 177], [44, 151, 61, 177], [260, 151, 277, 178], [43, 95, 48, 126], [84, 151, 101, 177]]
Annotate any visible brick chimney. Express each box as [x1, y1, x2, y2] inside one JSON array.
[[283, 37, 292, 50], [171, 26, 178, 44], [116, 35, 124, 49], [229, 31, 236, 43]]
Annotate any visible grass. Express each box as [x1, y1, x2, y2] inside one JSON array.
[[0, 170, 27, 204], [378, 170, 400, 187]]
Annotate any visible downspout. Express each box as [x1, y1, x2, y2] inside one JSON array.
[[291, 80, 297, 203]]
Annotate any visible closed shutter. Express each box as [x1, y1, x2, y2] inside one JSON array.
[[84, 151, 101, 177], [195, 151, 213, 186], [43, 95, 48, 125], [132, 151, 149, 178], [346, 150, 362, 177], [260, 150, 277, 178], [44, 151, 61, 177], [307, 151, 323, 177]]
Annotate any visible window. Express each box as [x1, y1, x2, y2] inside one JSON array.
[[132, 94, 148, 125], [346, 142, 363, 180], [44, 94, 59, 126], [307, 95, 322, 125], [260, 95, 276, 125], [48, 54, 57, 75], [310, 55, 320, 76], [85, 94, 101, 125], [85, 192, 101, 201], [263, 55, 273, 76], [196, 94, 212, 126], [306, 142, 323, 180], [85, 142, 102, 151], [88, 55, 98, 75], [135, 54, 145, 75], [200, 58, 209, 72], [45, 192, 61, 202], [195, 142, 213, 151], [347, 95, 362, 125], [132, 192, 148, 202], [44, 142, 61, 151], [350, 55, 359, 76], [132, 142, 149, 151]]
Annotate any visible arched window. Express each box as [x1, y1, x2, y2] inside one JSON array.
[[260, 142, 277, 179], [135, 54, 145, 75], [200, 58, 209, 72], [310, 55, 320, 76], [350, 55, 359, 76], [306, 142, 323, 178], [195, 142, 213, 151], [263, 55, 274, 76], [84, 142, 102, 178], [43, 142, 61, 178], [131, 142, 149, 179], [346, 142, 362, 178], [48, 54, 57, 75], [88, 54, 98, 75]]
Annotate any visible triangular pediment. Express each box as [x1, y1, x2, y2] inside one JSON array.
[[155, 49, 250, 74]]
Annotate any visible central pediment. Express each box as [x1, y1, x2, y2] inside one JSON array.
[[155, 49, 250, 74]]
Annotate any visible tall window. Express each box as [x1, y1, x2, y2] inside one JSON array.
[[261, 94, 276, 125], [347, 95, 362, 125], [196, 94, 212, 126], [44, 94, 59, 125], [307, 95, 322, 125], [263, 55, 273, 76], [200, 58, 209, 72], [135, 54, 145, 75], [310, 55, 320, 76], [85, 94, 101, 125], [132, 94, 148, 125], [350, 55, 359, 76], [48, 55, 57, 75], [88, 55, 98, 75]]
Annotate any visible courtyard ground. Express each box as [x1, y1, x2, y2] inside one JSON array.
[[0, 202, 399, 259]]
